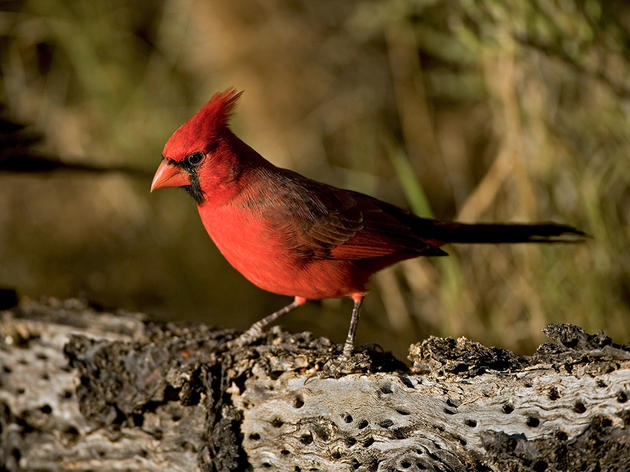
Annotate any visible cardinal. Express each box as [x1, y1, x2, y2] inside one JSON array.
[[151, 88, 584, 357]]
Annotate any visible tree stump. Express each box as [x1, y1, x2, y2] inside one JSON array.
[[0, 297, 628, 471]]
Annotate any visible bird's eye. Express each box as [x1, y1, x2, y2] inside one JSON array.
[[186, 152, 204, 166]]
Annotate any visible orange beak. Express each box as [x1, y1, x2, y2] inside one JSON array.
[[150, 159, 190, 192]]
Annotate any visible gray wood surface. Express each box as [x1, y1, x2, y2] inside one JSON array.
[[1, 298, 628, 471]]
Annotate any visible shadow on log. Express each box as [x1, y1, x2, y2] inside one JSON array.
[[0, 298, 628, 471]]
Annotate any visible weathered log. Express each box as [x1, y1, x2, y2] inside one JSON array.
[[0, 297, 628, 471]]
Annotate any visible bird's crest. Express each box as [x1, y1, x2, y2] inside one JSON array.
[[201, 87, 243, 130], [162, 88, 243, 161]]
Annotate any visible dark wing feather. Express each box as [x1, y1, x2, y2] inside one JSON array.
[[252, 168, 445, 260], [330, 197, 448, 259]]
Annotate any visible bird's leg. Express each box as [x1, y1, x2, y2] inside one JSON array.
[[234, 296, 306, 345], [342, 293, 365, 358]]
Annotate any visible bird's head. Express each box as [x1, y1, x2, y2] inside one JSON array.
[[151, 88, 244, 204]]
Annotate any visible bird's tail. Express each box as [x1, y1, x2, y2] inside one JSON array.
[[417, 220, 587, 244]]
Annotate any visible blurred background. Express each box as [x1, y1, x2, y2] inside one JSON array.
[[1, 0, 628, 358]]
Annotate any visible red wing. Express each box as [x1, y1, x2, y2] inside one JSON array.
[[257, 169, 446, 260], [328, 199, 448, 259]]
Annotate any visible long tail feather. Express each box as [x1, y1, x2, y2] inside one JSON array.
[[417, 220, 587, 244]]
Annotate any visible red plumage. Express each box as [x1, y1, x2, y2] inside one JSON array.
[[151, 89, 585, 356], [163, 88, 243, 162]]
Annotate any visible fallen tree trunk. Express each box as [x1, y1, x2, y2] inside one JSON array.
[[0, 298, 628, 471]]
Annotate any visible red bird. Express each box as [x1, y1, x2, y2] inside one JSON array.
[[151, 89, 584, 357]]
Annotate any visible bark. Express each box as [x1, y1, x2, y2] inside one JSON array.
[[0, 297, 628, 472]]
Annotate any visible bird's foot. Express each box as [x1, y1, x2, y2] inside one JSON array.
[[228, 300, 303, 349], [320, 356, 352, 378], [341, 340, 354, 359], [318, 344, 367, 377], [227, 325, 265, 349]]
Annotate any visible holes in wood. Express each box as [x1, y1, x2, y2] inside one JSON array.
[[398, 375, 414, 389], [378, 419, 393, 428], [379, 383, 393, 395], [533, 460, 548, 472], [132, 413, 144, 427], [446, 398, 459, 408], [502, 403, 514, 414], [180, 440, 195, 452], [358, 419, 369, 429], [271, 417, 283, 428], [548, 387, 560, 400], [163, 385, 180, 402], [573, 401, 586, 414], [465, 419, 477, 427], [35, 352, 48, 361], [63, 425, 79, 440], [342, 413, 353, 423], [299, 433, 313, 445], [393, 427, 411, 439], [294, 395, 304, 408], [618, 391, 628, 403], [526, 416, 540, 427], [248, 433, 260, 441]]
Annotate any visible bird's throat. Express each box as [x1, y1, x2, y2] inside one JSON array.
[[183, 172, 205, 204]]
